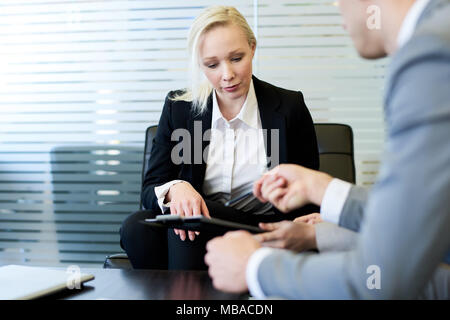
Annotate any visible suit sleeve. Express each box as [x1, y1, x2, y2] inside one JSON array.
[[338, 185, 369, 232], [315, 222, 358, 252], [141, 94, 181, 211], [253, 33, 450, 299]]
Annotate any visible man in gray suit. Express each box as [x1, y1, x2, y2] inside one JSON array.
[[204, 0, 450, 299]]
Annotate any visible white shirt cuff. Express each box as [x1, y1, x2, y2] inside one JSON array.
[[320, 178, 352, 225], [154, 180, 185, 213], [246, 247, 277, 299]]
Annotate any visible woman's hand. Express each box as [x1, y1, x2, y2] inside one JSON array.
[[294, 213, 323, 225], [166, 181, 210, 241], [253, 220, 317, 252]]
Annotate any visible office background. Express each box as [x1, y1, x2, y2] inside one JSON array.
[[0, 0, 386, 267]]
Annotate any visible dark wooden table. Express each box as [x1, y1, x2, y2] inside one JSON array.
[[46, 268, 245, 300]]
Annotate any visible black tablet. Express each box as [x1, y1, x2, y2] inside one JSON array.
[[141, 215, 264, 234]]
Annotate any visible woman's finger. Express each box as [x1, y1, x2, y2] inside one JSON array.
[[176, 203, 187, 241], [253, 231, 276, 243], [293, 215, 309, 224], [254, 224, 283, 243], [170, 203, 180, 236], [178, 230, 186, 241], [200, 199, 211, 219], [181, 201, 196, 242], [191, 200, 202, 238], [258, 222, 279, 231]]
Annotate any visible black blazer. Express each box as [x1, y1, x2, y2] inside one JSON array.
[[142, 76, 319, 214]]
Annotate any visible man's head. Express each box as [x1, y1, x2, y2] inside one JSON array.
[[337, 0, 386, 59], [337, 0, 417, 59]]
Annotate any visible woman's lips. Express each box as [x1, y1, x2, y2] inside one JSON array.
[[223, 83, 240, 92]]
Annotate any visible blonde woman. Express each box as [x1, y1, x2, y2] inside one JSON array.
[[120, 6, 319, 270]]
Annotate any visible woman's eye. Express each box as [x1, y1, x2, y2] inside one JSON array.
[[231, 57, 242, 62], [207, 64, 217, 69]]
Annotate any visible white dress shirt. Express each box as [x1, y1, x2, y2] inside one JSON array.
[[246, 0, 431, 299], [397, 0, 431, 49], [154, 79, 272, 214]]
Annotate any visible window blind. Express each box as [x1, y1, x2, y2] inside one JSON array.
[[0, 0, 386, 267]]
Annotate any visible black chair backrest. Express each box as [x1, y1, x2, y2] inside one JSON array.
[[314, 123, 355, 184], [139, 123, 355, 209], [140, 125, 158, 210], [142, 125, 158, 184]]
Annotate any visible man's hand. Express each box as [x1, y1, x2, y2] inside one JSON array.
[[254, 220, 317, 252], [253, 164, 332, 212], [205, 231, 261, 293]]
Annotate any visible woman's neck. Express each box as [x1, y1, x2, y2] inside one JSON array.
[[216, 94, 247, 121]]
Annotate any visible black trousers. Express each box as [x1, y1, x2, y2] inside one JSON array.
[[120, 200, 317, 270]]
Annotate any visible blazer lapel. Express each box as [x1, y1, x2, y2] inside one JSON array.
[[189, 95, 213, 193], [253, 76, 287, 168]]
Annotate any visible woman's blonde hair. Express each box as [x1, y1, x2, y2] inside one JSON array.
[[171, 6, 257, 114]]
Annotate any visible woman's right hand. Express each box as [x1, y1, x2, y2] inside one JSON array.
[[165, 181, 210, 241]]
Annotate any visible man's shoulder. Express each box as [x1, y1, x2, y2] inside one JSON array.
[[394, 1, 450, 67], [387, 0, 450, 95], [418, 0, 450, 35], [415, 1, 450, 46], [385, 7, 450, 134]]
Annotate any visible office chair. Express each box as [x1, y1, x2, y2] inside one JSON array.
[[103, 126, 157, 269], [103, 123, 356, 269], [313, 123, 355, 184]]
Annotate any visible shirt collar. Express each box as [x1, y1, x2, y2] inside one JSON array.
[[397, 0, 431, 49], [211, 79, 259, 129]]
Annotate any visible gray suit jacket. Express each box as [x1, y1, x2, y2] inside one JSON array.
[[314, 222, 449, 299], [256, 0, 450, 299], [315, 221, 358, 252], [338, 185, 368, 232]]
